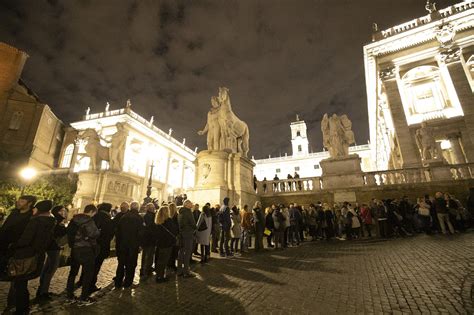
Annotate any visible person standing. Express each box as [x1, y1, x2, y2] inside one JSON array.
[[177, 200, 196, 277], [167, 203, 180, 272], [192, 204, 201, 256], [115, 201, 144, 288], [154, 206, 178, 282], [252, 201, 265, 251], [417, 197, 432, 234], [230, 206, 242, 255], [88, 203, 114, 292], [360, 204, 373, 238], [141, 203, 157, 278], [36, 205, 68, 300], [66, 204, 100, 304], [196, 204, 212, 263], [434, 192, 455, 235], [218, 198, 232, 257], [11, 200, 56, 313], [240, 205, 253, 253], [272, 206, 285, 250], [210, 204, 221, 253], [289, 204, 301, 245], [265, 207, 274, 248], [0, 195, 37, 312]]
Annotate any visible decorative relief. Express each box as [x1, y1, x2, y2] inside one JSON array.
[[107, 180, 129, 195], [435, 23, 456, 48], [201, 163, 211, 180], [379, 67, 397, 81], [439, 48, 462, 64]]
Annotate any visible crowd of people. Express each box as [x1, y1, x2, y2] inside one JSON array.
[[0, 189, 473, 314]]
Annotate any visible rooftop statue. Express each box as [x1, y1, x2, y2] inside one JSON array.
[[198, 87, 250, 157], [321, 113, 355, 159]]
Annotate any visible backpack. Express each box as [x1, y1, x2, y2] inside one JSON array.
[[67, 220, 90, 248]]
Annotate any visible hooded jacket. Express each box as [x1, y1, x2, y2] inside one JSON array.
[[68, 214, 100, 249]]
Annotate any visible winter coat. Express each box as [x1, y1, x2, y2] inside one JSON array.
[[155, 218, 179, 249], [265, 212, 274, 230], [178, 206, 196, 237], [94, 210, 115, 255], [434, 197, 448, 214], [68, 213, 100, 249], [231, 212, 242, 238], [360, 207, 373, 225], [142, 211, 157, 247], [219, 206, 232, 231], [241, 211, 253, 230], [272, 209, 286, 231], [116, 210, 144, 249], [252, 208, 265, 232], [196, 213, 212, 245], [0, 209, 33, 252]]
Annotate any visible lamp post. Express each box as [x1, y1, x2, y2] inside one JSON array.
[[143, 161, 154, 206], [19, 167, 37, 195]]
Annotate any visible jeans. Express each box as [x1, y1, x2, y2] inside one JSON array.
[[141, 246, 155, 276], [230, 238, 239, 253], [437, 213, 455, 234], [241, 229, 250, 251], [115, 247, 139, 287], [13, 278, 29, 314], [273, 229, 284, 249], [289, 225, 300, 245], [266, 232, 273, 247], [155, 247, 172, 279], [37, 249, 61, 296], [67, 247, 96, 300], [211, 224, 221, 252], [378, 219, 388, 238], [200, 244, 210, 262], [219, 229, 231, 255], [177, 234, 194, 275], [167, 246, 178, 269]]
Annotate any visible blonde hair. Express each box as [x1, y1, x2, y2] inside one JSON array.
[[155, 206, 170, 225], [168, 203, 177, 218], [265, 207, 272, 215]]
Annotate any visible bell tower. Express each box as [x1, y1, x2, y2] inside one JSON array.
[[290, 114, 309, 156]]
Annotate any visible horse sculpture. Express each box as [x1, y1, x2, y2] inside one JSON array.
[[80, 128, 110, 171]]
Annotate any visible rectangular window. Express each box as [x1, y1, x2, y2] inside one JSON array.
[[276, 168, 281, 173], [314, 165, 320, 169], [295, 166, 300, 171], [298, 145, 302, 152]]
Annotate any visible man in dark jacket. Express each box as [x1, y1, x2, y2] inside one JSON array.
[[66, 204, 100, 304], [177, 200, 196, 277], [36, 205, 68, 300], [12, 200, 56, 314], [140, 203, 156, 278], [115, 201, 144, 288], [0, 195, 36, 312], [89, 203, 114, 292], [219, 198, 232, 257]]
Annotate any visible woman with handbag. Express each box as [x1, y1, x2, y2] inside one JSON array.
[[154, 206, 179, 283], [196, 205, 212, 263], [10, 200, 56, 314], [417, 197, 432, 234]]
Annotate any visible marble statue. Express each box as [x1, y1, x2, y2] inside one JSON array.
[[86, 107, 90, 115], [198, 87, 250, 157], [105, 102, 110, 112], [80, 128, 110, 171], [321, 113, 355, 159], [109, 122, 128, 172], [415, 122, 440, 160]]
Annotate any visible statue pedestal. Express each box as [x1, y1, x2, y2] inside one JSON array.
[[74, 171, 141, 209], [187, 150, 257, 208], [320, 154, 364, 189], [425, 159, 452, 181]]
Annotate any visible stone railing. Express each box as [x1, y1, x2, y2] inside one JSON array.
[[256, 163, 474, 196]]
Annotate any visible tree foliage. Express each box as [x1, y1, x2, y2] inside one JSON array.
[[0, 174, 78, 214]]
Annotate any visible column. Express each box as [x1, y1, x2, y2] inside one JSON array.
[[441, 48, 474, 162], [447, 133, 466, 164], [379, 66, 422, 168]]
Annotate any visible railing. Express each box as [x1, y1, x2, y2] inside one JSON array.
[[256, 163, 474, 196], [378, 1, 474, 39]]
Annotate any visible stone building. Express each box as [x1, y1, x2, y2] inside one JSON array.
[[58, 104, 196, 207], [0, 42, 64, 175], [253, 116, 373, 180], [365, 1, 474, 171]]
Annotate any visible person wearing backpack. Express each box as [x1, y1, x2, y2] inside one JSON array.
[[272, 206, 285, 250], [218, 198, 232, 257], [66, 204, 100, 305]]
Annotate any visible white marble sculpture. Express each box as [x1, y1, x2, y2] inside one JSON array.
[[321, 113, 355, 159], [109, 122, 128, 172], [198, 87, 250, 157], [415, 122, 440, 161], [80, 128, 110, 171]]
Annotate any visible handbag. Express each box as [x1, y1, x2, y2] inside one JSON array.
[[7, 255, 38, 278], [197, 214, 208, 232], [263, 228, 272, 236]]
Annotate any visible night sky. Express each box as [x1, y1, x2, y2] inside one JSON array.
[[0, 0, 460, 158]]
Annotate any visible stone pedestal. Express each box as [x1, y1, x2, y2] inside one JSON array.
[[74, 171, 141, 209], [425, 159, 453, 181], [320, 155, 364, 189], [187, 150, 257, 208]]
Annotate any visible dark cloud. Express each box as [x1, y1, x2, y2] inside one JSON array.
[[0, 0, 459, 158]]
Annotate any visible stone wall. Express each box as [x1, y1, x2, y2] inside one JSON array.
[[260, 179, 474, 207]]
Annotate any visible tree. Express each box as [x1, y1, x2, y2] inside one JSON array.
[[0, 174, 78, 214]]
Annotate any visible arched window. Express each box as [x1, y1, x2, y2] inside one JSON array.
[[61, 144, 74, 168]]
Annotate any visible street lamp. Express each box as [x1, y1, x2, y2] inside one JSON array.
[[143, 161, 154, 206], [19, 167, 37, 195]]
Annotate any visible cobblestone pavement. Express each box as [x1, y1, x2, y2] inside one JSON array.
[[1, 233, 473, 314]]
